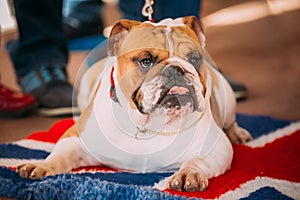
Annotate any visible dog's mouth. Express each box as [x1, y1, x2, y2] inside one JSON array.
[[154, 85, 199, 113], [131, 70, 202, 115], [131, 84, 200, 115]]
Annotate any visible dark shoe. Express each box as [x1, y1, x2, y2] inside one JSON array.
[[223, 74, 248, 101], [0, 83, 37, 117], [20, 67, 79, 116]]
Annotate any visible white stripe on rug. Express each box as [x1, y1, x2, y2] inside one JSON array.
[[13, 139, 54, 152], [246, 121, 300, 148], [0, 158, 43, 168], [218, 176, 300, 200]]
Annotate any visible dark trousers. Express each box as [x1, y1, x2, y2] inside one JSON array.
[[9, 0, 201, 77], [9, 0, 68, 77]]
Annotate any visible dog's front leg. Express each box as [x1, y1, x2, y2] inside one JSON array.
[[168, 134, 233, 192], [17, 136, 99, 179]]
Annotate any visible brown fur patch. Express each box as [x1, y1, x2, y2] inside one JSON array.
[[59, 125, 79, 140]]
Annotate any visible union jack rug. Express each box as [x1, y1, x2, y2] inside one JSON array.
[[0, 114, 299, 199]]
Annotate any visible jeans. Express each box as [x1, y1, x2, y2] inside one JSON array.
[[9, 0, 68, 77], [10, 0, 201, 77], [119, 0, 201, 21]]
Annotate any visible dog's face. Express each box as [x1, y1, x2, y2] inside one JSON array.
[[108, 16, 207, 122]]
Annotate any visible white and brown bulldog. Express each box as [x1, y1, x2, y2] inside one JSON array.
[[17, 16, 251, 192]]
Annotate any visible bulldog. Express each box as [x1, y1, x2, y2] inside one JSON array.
[[17, 16, 252, 192]]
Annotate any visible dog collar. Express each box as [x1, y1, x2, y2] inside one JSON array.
[[109, 66, 119, 103], [135, 110, 205, 138]]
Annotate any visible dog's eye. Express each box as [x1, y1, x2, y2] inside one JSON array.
[[188, 50, 203, 72], [190, 57, 201, 65], [189, 56, 202, 67], [132, 51, 158, 71], [139, 58, 153, 69]]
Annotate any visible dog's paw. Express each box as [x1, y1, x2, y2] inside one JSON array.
[[225, 122, 252, 144], [17, 163, 55, 179], [168, 169, 208, 192]]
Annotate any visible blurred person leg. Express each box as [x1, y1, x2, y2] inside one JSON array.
[[9, 0, 78, 116]]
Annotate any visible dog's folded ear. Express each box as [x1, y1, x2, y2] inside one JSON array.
[[109, 20, 142, 37], [182, 16, 206, 48], [107, 19, 142, 56]]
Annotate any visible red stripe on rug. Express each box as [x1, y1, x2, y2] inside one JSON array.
[[72, 166, 118, 173], [26, 119, 75, 143]]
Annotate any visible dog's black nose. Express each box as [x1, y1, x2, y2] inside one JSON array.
[[162, 66, 184, 80]]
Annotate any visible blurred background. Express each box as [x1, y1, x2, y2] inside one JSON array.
[[0, 0, 300, 143]]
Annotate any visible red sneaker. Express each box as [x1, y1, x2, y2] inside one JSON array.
[[0, 83, 37, 117]]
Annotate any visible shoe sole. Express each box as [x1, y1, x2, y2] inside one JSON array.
[[38, 107, 80, 117], [235, 90, 248, 101], [0, 104, 38, 118]]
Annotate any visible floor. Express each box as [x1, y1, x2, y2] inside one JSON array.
[[0, 0, 300, 144]]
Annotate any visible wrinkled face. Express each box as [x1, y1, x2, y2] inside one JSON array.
[[109, 17, 207, 118]]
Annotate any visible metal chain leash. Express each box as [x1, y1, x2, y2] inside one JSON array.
[[141, 0, 154, 22], [135, 111, 205, 139]]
